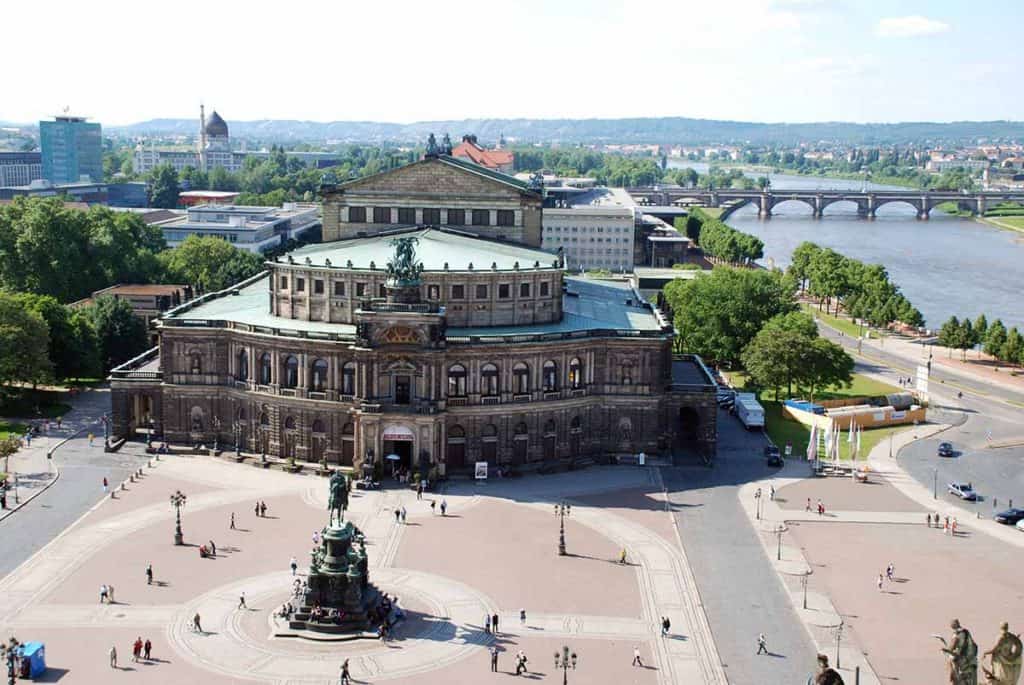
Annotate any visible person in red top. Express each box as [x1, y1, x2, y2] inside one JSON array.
[[132, 637, 143, 663]]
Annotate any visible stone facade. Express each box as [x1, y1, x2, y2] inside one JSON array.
[[321, 156, 543, 247]]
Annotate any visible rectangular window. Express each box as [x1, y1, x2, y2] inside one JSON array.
[[422, 208, 441, 225], [334, 281, 345, 296], [447, 209, 465, 226], [540, 281, 550, 297], [398, 208, 416, 224], [296, 278, 305, 292], [451, 284, 465, 299], [348, 206, 366, 223], [280, 276, 288, 289], [356, 282, 366, 297], [476, 284, 488, 299], [498, 284, 510, 299], [497, 210, 514, 226], [373, 207, 391, 223], [520, 282, 530, 297], [427, 285, 440, 300], [379, 283, 387, 298], [314, 279, 324, 294], [472, 209, 490, 226]]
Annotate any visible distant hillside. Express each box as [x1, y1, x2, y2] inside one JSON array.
[[93, 116, 1024, 146]]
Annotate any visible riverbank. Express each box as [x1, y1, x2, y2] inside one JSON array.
[[979, 214, 1024, 235], [666, 158, 920, 189]]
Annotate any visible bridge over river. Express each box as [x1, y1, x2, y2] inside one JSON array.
[[627, 187, 1024, 220]]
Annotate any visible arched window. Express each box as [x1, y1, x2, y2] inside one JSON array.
[[621, 361, 633, 386], [284, 416, 297, 431], [342, 362, 356, 396], [515, 422, 529, 436], [570, 416, 582, 457], [447, 364, 467, 397], [481, 422, 498, 463], [189, 406, 204, 431], [259, 353, 272, 385], [311, 359, 328, 392], [283, 356, 299, 388], [543, 419, 557, 460], [311, 418, 325, 434], [481, 363, 499, 396], [569, 357, 583, 389], [513, 362, 530, 394], [513, 421, 529, 462], [236, 407, 247, 422], [236, 350, 248, 381], [259, 411, 270, 427], [446, 425, 466, 468], [542, 360, 558, 392], [189, 351, 202, 375], [618, 417, 633, 442]]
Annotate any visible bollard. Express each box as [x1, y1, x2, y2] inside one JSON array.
[[855, 665, 860, 684], [148, 460, 153, 468], [130, 474, 135, 483], [121, 481, 126, 491]]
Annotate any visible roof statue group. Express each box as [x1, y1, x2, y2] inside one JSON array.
[[385, 236, 424, 287], [425, 133, 453, 157], [934, 619, 1022, 685]]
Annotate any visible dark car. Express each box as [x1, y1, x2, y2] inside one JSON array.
[[995, 508, 1024, 525], [937, 442, 955, 457], [764, 444, 783, 467]]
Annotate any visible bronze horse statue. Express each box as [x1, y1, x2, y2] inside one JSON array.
[[328, 471, 349, 525]]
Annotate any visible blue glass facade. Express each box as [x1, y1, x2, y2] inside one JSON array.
[[40, 117, 102, 184]]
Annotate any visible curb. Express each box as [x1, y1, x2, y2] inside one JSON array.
[[0, 430, 84, 522]]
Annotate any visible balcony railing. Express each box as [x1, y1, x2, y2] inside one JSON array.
[[481, 396, 501, 405], [512, 393, 531, 403], [448, 397, 468, 407]]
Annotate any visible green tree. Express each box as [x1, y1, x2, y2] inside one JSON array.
[[985, 319, 1007, 358], [87, 296, 149, 373], [159, 235, 265, 292], [937, 316, 961, 358], [807, 248, 848, 315], [664, 267, 796, 364], [0, 292, 53, 389], [741, 312, 818, 399], [788, 242, 820, 293], [148, 164, 180, 209], [799, 337, 854, 402], [1002, 328, 1023, 367], [11, 294, 86, 380]]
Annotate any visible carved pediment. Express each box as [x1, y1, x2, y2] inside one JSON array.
[[338, 158, 529, 200], [377, 326, 423, 346], [382, 357, 419, 374]]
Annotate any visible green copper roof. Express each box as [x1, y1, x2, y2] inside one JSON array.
[[288, 228, 560, 272]]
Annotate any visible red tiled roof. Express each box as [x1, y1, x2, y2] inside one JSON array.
[[451, 142, 513, 170]]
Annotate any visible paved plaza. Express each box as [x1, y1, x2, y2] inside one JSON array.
[[0, 452, 725, 684]]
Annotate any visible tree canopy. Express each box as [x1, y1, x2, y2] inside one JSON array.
[[159, 235, 266, 292]]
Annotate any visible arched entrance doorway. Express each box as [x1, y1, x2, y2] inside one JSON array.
[[446, 425, 466, 469], [382, 423, 415, 470], [679, 407, 700, 443]]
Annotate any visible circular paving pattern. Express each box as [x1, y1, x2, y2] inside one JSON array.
[[167, 569, 496, 683]]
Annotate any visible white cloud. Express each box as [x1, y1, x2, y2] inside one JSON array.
[[875, 15, 951, 38]]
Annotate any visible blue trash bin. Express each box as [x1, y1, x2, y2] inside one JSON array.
[[18, 641, 47, 678]]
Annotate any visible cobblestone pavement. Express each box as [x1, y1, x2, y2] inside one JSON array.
[[0, 455, 725, 684]]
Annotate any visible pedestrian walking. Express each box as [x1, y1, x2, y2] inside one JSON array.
[[430, 500, 436, 515], [661, 616, 671, 636], [89, 432, 95, 447], [340, 658, 351, 684], [492, 612, 499, 634], [57, 416, 62, 430], [401, 506, 407, 524], [877, 573, 884, 591], [944, 516, 950, 534], [926, 513, 931, 528], [440, 499, 448, 516], [230, 512, 236, 529], [290, 556, 298, 575], [260, 501, 267, 517], [817, 499, 824, 516], [952, 518, 958, 536], [394, 508, 401, 523], [255, 502, 261, 518], [416, 482, 423, 500], [757, 633, 768, 655], [632, 645, 644, 666], [806, 497, 812, 512], [239, 591, 247, 609], [103, 477, 108, 495], [769, 484, 775, 501], [143, 639, 151, 661], [515, 650, 528, 675], [886, 563, 894, 581], [100, 584, 108, 604], [490, 645, 499, 672], [108, 645, 117, 668], [619, 548, 628, 565], [193, 613, 202, 633], [484, 614, 491, 634], [519, 608, 526, 626], [132, 636, 142, 662], [208, 540, 216, 557], [145, 563, 153, 585]]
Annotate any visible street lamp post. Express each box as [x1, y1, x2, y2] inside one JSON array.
[[933, 468, 938, 499], [755, 487, 762, 520], [211, 417, 221, 453], [776, 524, 784, 561], [233, 420, 242, 457], [170, 489, 187, 545], [801, 569, 812, 609], [555, 502, 571, 556], [834, 620, 844, 669], [553, 645, 577, 685]]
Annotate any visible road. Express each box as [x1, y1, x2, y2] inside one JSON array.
[[0, 388, 147, 578], [820, 323, 1024, 523], [663, 413, 817, 685]]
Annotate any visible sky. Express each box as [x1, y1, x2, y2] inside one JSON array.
[[4, 0, 1022, 126]]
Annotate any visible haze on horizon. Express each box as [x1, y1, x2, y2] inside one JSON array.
[[5, 0, 1022, 127]]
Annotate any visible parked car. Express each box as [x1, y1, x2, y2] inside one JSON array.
[[994, 508, 1024, 525], [1016, 519, 1024, 532], [764, 445, 783, 467], [937, 442, 955, 458], [947, 482, 977, 501]]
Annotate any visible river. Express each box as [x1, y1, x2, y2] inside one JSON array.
[[667, 160, 1024, 331]]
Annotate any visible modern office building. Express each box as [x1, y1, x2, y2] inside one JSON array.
[[0, 179, 107, 204], [156, 202, 321, 252], [109, 228, 717, 472], [0, 152, 43, 187], [541, 187, 638, 272], [40, 115, 102, 184]]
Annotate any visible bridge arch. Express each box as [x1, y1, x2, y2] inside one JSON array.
[[818, 198, 866, 215], [768, 196, 817, 215], [718, 198, 760, 220], [871, 197, 926, 216]]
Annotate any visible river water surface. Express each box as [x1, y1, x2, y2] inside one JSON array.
[[669, 161, 1024, 330]]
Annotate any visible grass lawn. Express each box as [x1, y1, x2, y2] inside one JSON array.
[[983, 215, 1024, 233], [0, 420, 28, 441], [725, 371, 904, 460], [800, 302, 882, 339], [698, 207, 724, 220]]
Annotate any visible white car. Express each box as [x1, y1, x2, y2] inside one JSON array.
[[947, 482, 977, 501], [1016, 519, 1024, 532]]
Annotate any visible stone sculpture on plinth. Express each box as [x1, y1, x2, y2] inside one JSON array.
[[937, 619, 979, 685], [983, 622, 1023, 685]]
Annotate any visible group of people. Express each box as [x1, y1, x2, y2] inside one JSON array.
[[199, 540, 217, 558], [308, 602, 346, 625], [806, 498, 827, 516], [876, 562, 897, 590], [108, 637, 153, 667], [927, 513, 959, 535], [254, 500, 269, 517]]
